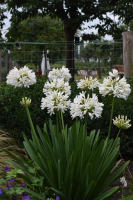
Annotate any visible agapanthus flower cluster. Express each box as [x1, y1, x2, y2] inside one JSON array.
[[70, 91, 104, 119], [113, 115, 131, 129], [6, 66, 36, 88], [77, 76, 99, 90], [41, 91, 71, 115], [120, 177, 127, 187], [20, 97, 31, 107], [43, 78, 71, 96], [99, 69, 131, 100], [48, 66, 71, 82]]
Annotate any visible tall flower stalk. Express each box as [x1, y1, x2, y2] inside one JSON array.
[[99, 69, 131, 139], [108, 96, 115, 139], [113, 115, 132, 180], [22, 88, 39, 148]]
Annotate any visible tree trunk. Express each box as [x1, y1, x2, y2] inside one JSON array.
[[64, 25, 76, 82], [123, 31, 133, 77]]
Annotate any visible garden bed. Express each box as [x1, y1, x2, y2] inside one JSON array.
[[108, 155, 133, 200]]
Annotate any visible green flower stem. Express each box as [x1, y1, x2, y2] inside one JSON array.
[[56, 111, 59, 133], [113, 128, 133, 179], [85, 113, 88, 131], [59, 111, 62, 133], [108, 96, 115, 139], [22, 88, 39, 147], [76, 116, 78, 131], [76, 116, 78, 124], [60, 110, 65, 134], [119, 144, 133, 179], [108, 128, 121, 156]]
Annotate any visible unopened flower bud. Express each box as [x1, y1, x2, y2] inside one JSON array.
[[113, 115, 131, 129], [20, 97, 31, 107]]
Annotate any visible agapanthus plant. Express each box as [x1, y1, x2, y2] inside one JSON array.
[[3, 66, 132, 200], [77, 76, 99, 90], [43, 78, 71, 96], [48, 66, 71, 82], [6, 66, 36, 88]]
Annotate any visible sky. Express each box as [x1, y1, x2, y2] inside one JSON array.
[[2, 11, 118, 41]]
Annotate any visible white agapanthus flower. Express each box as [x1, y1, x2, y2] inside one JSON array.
[[43, 78, 71, 96], [77, 76, 99, 90], [99, 69, 131, 99], [113, 77, 131, 100], [41, 91, 71, 115], [70, 91, 104, 119], [48, 66, 71, 82], [120, 177, 127, 187], [113, 115, 131, 129], [6, 66, 36, 87]]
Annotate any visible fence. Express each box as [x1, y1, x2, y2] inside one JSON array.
[[0, 41, 123, 83]]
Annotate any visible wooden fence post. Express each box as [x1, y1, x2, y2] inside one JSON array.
[[0, 50, 1, 84], [123, 31, 133, 77]]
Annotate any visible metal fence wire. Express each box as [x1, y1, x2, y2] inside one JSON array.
[[0, 41, 123, 83]]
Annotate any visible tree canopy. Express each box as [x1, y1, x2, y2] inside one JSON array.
[[1, 0, 133, 79], [6, 15, 65, 42], [5, 15, 66, 69]]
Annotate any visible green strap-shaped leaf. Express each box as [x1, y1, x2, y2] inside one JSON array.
[[119, 196, 133, 200], [24, 188, 45, 199], [51, 187, 68, 200], [94, 186, 120, 200]]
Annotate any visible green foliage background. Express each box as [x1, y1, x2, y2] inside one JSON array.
[[0, 76, 133, 155]]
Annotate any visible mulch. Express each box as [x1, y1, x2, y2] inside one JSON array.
[[107, 154, 133, 200]]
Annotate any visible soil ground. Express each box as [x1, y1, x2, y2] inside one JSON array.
[[107, 155, 133, 200]]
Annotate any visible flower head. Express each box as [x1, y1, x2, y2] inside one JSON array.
[[12, 195, 17, 200], [77, 76, 99, 90], [0, 187, 2, 195], [113, 115, 131, 129], [8, 179, 14, 183], [6, 66, 36, 88], [20, 97, 31, 107], [22, 195, 30, 200], [21, 182, 25, 187], [43, 78, 71, 96], [48, 66, 71, 82], [56, 196, 60, 200], [4, 166, 10, 171], [70, 91, 104, 119], [6, 183, 11, 190], [99, 69, 131, 99], [120, 177, 127, 187], [41, 91, 71, 115]]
